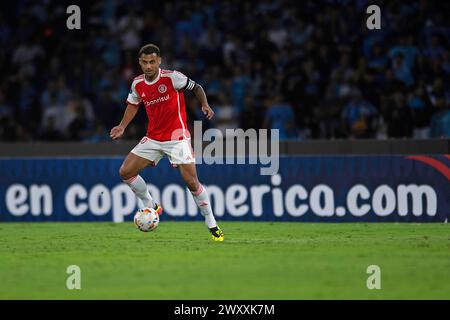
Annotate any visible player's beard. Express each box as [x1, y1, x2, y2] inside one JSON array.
[[145, 70, 155, 81]]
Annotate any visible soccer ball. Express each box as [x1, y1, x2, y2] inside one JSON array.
[[133, 207, 160, 232]]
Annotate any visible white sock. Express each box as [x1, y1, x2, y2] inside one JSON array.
[[191, 184, 217, 228], [123, 175, 154, 208]]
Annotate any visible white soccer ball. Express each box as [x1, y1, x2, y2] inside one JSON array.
[[133, 207, 160, 232]]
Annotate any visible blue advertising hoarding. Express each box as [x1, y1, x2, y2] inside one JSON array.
[[0, 155, 449, 222]]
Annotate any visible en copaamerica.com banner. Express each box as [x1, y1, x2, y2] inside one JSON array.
[[0, 155, 449, 222]]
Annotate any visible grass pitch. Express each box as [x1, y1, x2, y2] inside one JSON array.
[[0, 221, 449, 299]]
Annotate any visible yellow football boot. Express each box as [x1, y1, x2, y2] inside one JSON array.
[[209, 226, 224, 242]]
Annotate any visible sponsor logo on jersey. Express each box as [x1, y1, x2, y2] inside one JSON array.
[[144, 94, 170, 106], [158, 84, 167, 93]]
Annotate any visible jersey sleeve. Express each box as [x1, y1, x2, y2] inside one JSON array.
[[126, 81, 141, 106], [171, 70, 196, 91]]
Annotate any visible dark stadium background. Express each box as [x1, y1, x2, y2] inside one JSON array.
[[0, 0, 449, 143]]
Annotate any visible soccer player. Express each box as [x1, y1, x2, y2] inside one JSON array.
[[110, 44, 224, 241]]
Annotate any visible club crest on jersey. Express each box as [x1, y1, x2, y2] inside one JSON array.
[[158, 84, 167, 93]]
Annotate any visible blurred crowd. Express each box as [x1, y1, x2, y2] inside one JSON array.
[[0, 0, 449, 142]]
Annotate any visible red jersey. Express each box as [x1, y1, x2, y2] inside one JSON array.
[[126, 68, 196, 141]]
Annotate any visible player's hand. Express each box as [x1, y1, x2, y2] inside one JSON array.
[[110, 125, 125, 140], [201, 104, 215, 120]]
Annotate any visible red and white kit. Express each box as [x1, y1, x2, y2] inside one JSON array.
[[126, 68, 196, 166]]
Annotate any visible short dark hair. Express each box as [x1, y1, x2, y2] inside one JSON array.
[[138, 44, 160, 57]]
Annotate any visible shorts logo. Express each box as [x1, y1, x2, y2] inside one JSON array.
[[140, 137, 149, 144], [158, 84, 167, 93]]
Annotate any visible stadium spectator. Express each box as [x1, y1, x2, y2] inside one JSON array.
[[385, 91, 414, 138], [429, 96, 450, 138], [67, 101, 92, 141], [408, 84, 433, 139], [341, 94, 378, 138], [39, 115, 64, 141], [391, 52, 414, 87], [0, 90, 12, 120], [264, 95, 298, 140]]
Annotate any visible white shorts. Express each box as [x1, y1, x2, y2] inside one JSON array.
[[131, 137, 195, 167]]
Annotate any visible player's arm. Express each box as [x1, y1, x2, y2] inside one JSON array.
[[110, 104, 139, 140], [192, 83, 214, 120], [173, 70, 214, 120]]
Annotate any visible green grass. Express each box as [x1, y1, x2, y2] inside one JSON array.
[[0, 221, 449, 299]]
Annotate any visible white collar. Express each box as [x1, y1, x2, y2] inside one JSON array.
[[144, 68, 161, 85]]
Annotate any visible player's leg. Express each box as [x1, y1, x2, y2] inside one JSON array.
[[119, 152, 151, 180], [119, 152, 158, 209], [178, 163, 224, 241], [122, 137, 165, 212]]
